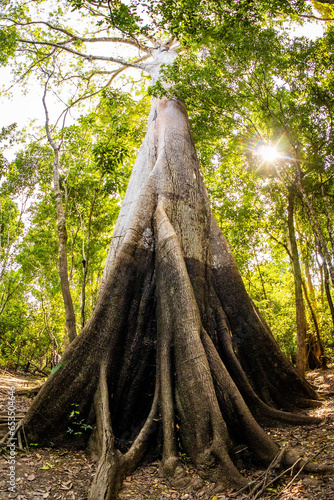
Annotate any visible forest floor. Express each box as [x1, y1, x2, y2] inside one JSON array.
[[0, 365, 333, 500]]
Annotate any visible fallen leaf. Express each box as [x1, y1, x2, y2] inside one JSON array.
[[60, 482, 72, 490], [40, 462, 55, 470], [26, 474, 35, 481]]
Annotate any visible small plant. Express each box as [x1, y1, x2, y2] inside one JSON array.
[[40, 462, 55, 470], [66, 404, 93, 436]]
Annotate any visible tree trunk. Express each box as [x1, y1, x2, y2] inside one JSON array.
[[80, 180, 100, 328], [302, 280, 327, 369], [302, 259, 327, 369], [323, 257, 334, 330], [321, 180, 334, 256], [53, 150, 77, 343], [295, 168, 334, 287], [42, 82, 77, 344], [287, 188, 308, 377], [21, 95, 324, 497]]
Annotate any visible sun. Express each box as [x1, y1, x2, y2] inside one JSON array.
[[257, 145, 280, 163]]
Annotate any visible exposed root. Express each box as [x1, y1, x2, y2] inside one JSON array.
[[161, 457, 203, 490], [15, 386, 43, 396], [0, 426, 26, 452], [230, 445, 332, 500], [282, 448, 334, 473], [209, 215, 319, 408], [318, 390, 334, 398], [279, 446, 329, 496], [88, 352, 161, 499], [296, 397, 323, 408], [124, 366, 160, 468], [88, 360, 125, 500], [0, 414, 27, 452], [154, 201, 249, 490], [201, 328, 279, 464], [212, 297, 322, 425]]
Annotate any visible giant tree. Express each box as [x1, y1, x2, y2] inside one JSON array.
[[1, 0, 333, 498]]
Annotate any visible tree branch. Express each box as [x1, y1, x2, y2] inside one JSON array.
[[311, 0, 334, 4], [299, 13, 334, 21], [4, 18, 152, 52], [17, 38, 147, 69], [50, 52, 150, 129]]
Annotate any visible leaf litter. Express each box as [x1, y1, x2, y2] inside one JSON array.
[[0, 365, 333, 499]]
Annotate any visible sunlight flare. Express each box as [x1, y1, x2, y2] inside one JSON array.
[[257, 145, 281, 163]]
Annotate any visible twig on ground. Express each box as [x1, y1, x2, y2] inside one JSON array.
[[231, 448, 286, 497], [276, 445, 328, 498], [250, 457, 303, 500]]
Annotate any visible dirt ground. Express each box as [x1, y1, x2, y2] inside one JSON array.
[[0, 366, 333, 500]]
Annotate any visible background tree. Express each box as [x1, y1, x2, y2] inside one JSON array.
[[0, 87, 148, 368]]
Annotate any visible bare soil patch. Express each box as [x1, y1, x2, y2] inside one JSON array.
[[0, 366, 333, 500]]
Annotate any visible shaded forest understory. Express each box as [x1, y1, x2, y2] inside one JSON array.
[[0, 366, 333, 499]]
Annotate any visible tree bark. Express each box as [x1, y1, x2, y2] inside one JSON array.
[[320, 181, 334, 256], [301, 279, 327, 369], [20, 94, 325, 497], [52, 148, 77, 343]]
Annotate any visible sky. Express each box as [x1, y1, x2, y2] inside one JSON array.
[[1, 68, 44, 125]]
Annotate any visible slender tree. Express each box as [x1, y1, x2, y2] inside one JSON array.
[[42, 73, 77, 343], [287, 187, 308, 376]]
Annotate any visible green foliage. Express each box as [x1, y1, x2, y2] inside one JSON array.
[[0, 89, 149, 367], [1, 0, 334, 365], [150, 0, 308, 43], [312, 0, 334, 22], [65, 0, 312, 47], [67, 404, 93, 435], [0, 25, 18, 65]]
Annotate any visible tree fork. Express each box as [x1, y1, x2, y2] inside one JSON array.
[[88, 359, 160, 499], [87, 360, 125, 500]]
